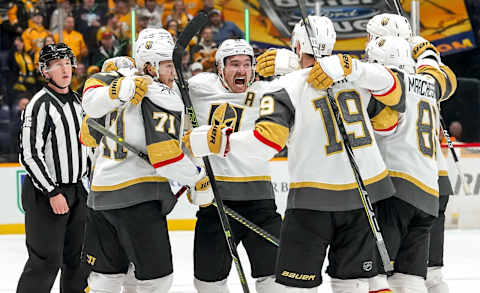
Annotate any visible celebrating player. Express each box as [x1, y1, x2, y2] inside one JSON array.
[[183, 38, 286, 293], [186, 15, 409, 292], [80, 29, 213, 293], [367, 14, 457, 293]]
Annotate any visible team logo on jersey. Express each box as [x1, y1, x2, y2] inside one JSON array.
[[377, 38, 386, 47], [362, 261, 373, 272], [145, 40, 153, 49], [257, 0, 386, 39], [208, 103, 244, 132]]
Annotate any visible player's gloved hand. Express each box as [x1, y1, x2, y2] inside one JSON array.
[[102, 56, 136, 72], [187, 169, 214, 207], [256, 49, 300, 77], [409, 36, 441, 62], [182, 124, 232, 157], [108, 76, 152, 104], [307, 54, 353, 90], [131, 76, 152, 105]]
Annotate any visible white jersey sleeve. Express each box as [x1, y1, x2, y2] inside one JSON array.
[[82, 72, 125, 118]]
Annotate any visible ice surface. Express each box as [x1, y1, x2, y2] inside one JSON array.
[[1, 229, 479, 292]]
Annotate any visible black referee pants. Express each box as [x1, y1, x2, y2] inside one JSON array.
[[17, 176, 90, 293]]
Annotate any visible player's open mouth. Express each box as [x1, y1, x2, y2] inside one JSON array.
[[234, 77, 246, 86]]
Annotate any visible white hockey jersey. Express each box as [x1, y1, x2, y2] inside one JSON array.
[[82, 72, 202, 210], [375, 70, 440, 216], [229, 63, 404, 212], [188, 72, 275, 201]]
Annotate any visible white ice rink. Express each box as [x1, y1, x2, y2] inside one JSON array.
[[1, 229, 479, 292]]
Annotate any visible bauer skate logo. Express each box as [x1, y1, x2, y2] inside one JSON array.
[[362, 261, 373, 272], [281, 270, 316, 281], [257, 0, 386, 39]]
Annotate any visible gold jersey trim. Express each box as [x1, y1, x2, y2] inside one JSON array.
[[371, 106, 399, 131], [290, 169, 389, 191], [439, 170, 448, 177], [373, 69, 403, 107], [255, 121, 289, 150], [389, 170, 439, 197], [417, 65, 447, 98], [91, 176, 168, 191], [80, 115, 99, 147], [439, 65, 457, 102], [146, 139, 183, 166]]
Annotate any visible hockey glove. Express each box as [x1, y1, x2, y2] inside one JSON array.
[[108, 76, 151, 104], [182, 125, 232, 157], [187, 169, 214, 207], [307, 54, 353, 90], [410, 36, 441, 63], [256, 49, 300, 77], [102, 56, 136, 72], [130, 76, 152, 105]]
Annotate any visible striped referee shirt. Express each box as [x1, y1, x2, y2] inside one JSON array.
[[19, 86, 88, 197]]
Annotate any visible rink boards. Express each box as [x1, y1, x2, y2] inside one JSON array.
[[1, 148, 480, 234]]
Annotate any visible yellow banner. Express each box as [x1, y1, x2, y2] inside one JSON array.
[[218, 0, 475, 55]]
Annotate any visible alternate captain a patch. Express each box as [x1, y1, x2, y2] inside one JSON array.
[[208, 103, 244, 132]]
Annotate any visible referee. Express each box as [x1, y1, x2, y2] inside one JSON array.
[[17, 43, 89, 293]]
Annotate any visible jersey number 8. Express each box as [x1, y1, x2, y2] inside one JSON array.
[[417, 100, 436, 158]]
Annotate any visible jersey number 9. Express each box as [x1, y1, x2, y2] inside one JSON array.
[[313, 90, 372, 156]]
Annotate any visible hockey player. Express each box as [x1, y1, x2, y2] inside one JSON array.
[[182, 38, 288, 293], [80, 55, 140, 293], [367, 15, 457, 293], [365, 35, 444, 293], [185, 16, 407, 293], [80, 30, 213, 293]]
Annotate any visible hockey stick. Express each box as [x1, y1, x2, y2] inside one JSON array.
[[296, 0, 393, 273], [86, 117, 280, 246], [388, 1, 472, 195], [173, 12, 250, 293], [439, 117, 472, 195]]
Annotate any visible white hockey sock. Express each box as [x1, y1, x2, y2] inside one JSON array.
[[122, 263, 137, 293], [255, 275, 286, 293], [425, 267, 449, 293], [194, 277, 230, 293], [368, 274, 392, 292], [88, 272, 126, 293], [135, 273, 173, 293], [330, 278, 369, 293], [388, 273, 428, 293]]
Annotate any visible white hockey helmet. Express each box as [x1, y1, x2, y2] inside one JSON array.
[[215, 39, 256, 88], [366, 13, 412, 40], [290, 16, 336, 57], [137, 27, 174, 43], [365, 36, 415, 73], [134, 31, 175, 79], [101, 56, 136, 72]]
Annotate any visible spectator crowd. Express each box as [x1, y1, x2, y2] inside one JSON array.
[[2, 0, 480, 161], [0, 0, 249, 161]]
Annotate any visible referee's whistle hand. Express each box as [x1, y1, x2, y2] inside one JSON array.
[[49, 194, 70, 214]]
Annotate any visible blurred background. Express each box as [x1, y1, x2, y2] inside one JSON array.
[[0, 0, 479, 163]]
